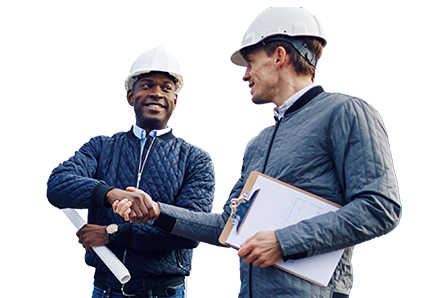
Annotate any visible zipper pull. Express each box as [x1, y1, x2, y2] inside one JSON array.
[[176, 250, 184, 268], [136, 172, 142, 189]]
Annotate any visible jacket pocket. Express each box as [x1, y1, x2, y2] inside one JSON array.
[[175, 250, 184, 269]]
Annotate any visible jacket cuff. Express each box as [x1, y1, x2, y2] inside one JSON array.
[[153, 212, 177, 233], [275, 230, 309, 261], [283, 251, 309, 261], [91, 183, 114, 208], [116, 222, 133, 248]]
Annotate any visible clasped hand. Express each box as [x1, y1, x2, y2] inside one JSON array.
[[109, 187, 160, 223]]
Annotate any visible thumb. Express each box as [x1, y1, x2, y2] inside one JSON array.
[[128, 187, 148, 197], [126, 186, 137, 192]]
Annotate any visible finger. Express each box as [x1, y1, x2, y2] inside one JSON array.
[[238, 243, 253, 258], [130, 196, 146, 223], [123, 188, 150, 223], [136, 195, 150, 222], [126, 186, 137, 192], [130, 209, 143, 223], [115, 200, 131, 214], [118, 201, 132, 221], [240, 234, 256, 248], [124, 208, 131, 221], [131, 188, 146, 195], [121, 201, 132, 216], [84, 242, 93, 252], [132, 191, 151, 220], [242, 252, 256, 264], [112, 199, 122, 212], [253, 259, 265, 267], [112, 199, 121, 213]]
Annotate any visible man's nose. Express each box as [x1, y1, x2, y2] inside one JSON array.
[[149, 86, 164, 98], [243, 68, 250, 82]]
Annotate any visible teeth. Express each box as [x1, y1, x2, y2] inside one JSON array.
[[148, 104, 162, 108]]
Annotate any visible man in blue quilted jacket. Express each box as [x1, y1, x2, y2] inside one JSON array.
[[114, 8, 401, 298], [47, 47, 215, 298]]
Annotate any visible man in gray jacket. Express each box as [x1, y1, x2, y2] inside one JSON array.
[[114, 7, 401, 298]]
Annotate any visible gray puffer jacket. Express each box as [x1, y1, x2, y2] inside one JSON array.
[[155, 86, 401, 298]]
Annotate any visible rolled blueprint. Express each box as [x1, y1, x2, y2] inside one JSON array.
[[62, 209, 131, 284]]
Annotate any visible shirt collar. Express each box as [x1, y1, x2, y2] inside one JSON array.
[[132, 125, 172, 140], [274, 83, 315, 120]]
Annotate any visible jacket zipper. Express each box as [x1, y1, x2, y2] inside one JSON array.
[[261, 118, 282, 173], [249, 264, 253, 298], [175, 250, 184, 268], [121, 136, 157, 295], [249, 118, 282, 298], [136, 136, 157, 189]]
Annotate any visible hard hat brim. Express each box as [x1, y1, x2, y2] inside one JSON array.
[[230, 51, 248, 67], [125, 70, 183, 93]]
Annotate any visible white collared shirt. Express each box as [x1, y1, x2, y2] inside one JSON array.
[[274, 83, 315, 120]]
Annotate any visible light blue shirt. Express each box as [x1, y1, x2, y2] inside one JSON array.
[[132, 125, 172, 153], [274, 83, 315, 120]]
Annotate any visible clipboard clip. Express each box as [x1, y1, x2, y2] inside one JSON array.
[[230, 188, 260, 233], [230, 192, 249, 225]]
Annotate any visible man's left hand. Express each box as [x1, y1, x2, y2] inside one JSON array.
[[238, 230, 284, 268], [76, 224, 109, 251]]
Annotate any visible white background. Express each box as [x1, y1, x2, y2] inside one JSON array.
[[0, 0, 438, 297]]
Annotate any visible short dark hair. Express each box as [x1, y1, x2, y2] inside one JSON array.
[[242, 36, 324, 80]]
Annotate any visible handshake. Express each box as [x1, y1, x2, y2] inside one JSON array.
[[108, 187, 160, 223]]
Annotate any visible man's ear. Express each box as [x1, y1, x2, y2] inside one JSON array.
[[173, 94, 178, 108], [127, 90, 134, 106], [275, 46, 287, 69]]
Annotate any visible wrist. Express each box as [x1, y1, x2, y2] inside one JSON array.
[[104, 188, 117, 206], [92, 183, 114, 208], [154, 202, 161, 220], [106, 224, 118, 243]]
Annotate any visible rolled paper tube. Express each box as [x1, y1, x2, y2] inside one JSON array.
[[62, 209, 131, 284]]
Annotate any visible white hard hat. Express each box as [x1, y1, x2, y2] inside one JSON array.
[[231, 7, 327, 67], [125, 47, 183, 93]]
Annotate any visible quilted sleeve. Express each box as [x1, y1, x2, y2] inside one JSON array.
[[47, 136, 113, 209], [275, 97, 401, 258], [154, 151, 255, 247], [124, 145, 216, 251]]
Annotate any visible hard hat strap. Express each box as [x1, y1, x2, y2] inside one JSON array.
[[262, 35, 318, 68]]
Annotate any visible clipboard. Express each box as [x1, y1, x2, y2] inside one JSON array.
[[219, 171, 262, 245], [219, 171, 344, 287], [218, 171, 342, 249]]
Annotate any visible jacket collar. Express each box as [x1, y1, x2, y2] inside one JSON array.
[[275, 85, 324, 120], [126, 127, 175, 141]]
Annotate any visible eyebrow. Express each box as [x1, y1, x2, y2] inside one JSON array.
[[139, 78, 174, 86]]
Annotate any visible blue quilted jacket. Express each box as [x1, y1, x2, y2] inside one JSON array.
[[47, 129, 215, 291]]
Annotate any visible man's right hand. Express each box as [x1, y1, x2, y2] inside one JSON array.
[[110, 187, 160, 224], [106, 187, 153, 223]]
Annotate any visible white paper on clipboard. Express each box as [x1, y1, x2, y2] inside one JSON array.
[[224, 172, 344, 287]]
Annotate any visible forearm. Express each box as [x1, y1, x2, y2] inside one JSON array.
[[47, 169, 113, 209], [154, 203, 230, 247], [47, 136, 111, 209], [276, 193, 401, 259], [115, 222, 200, 252]]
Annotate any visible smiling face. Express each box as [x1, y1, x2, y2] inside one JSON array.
[[127, 71, 177, 133], [242, 47, 279, 105]]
